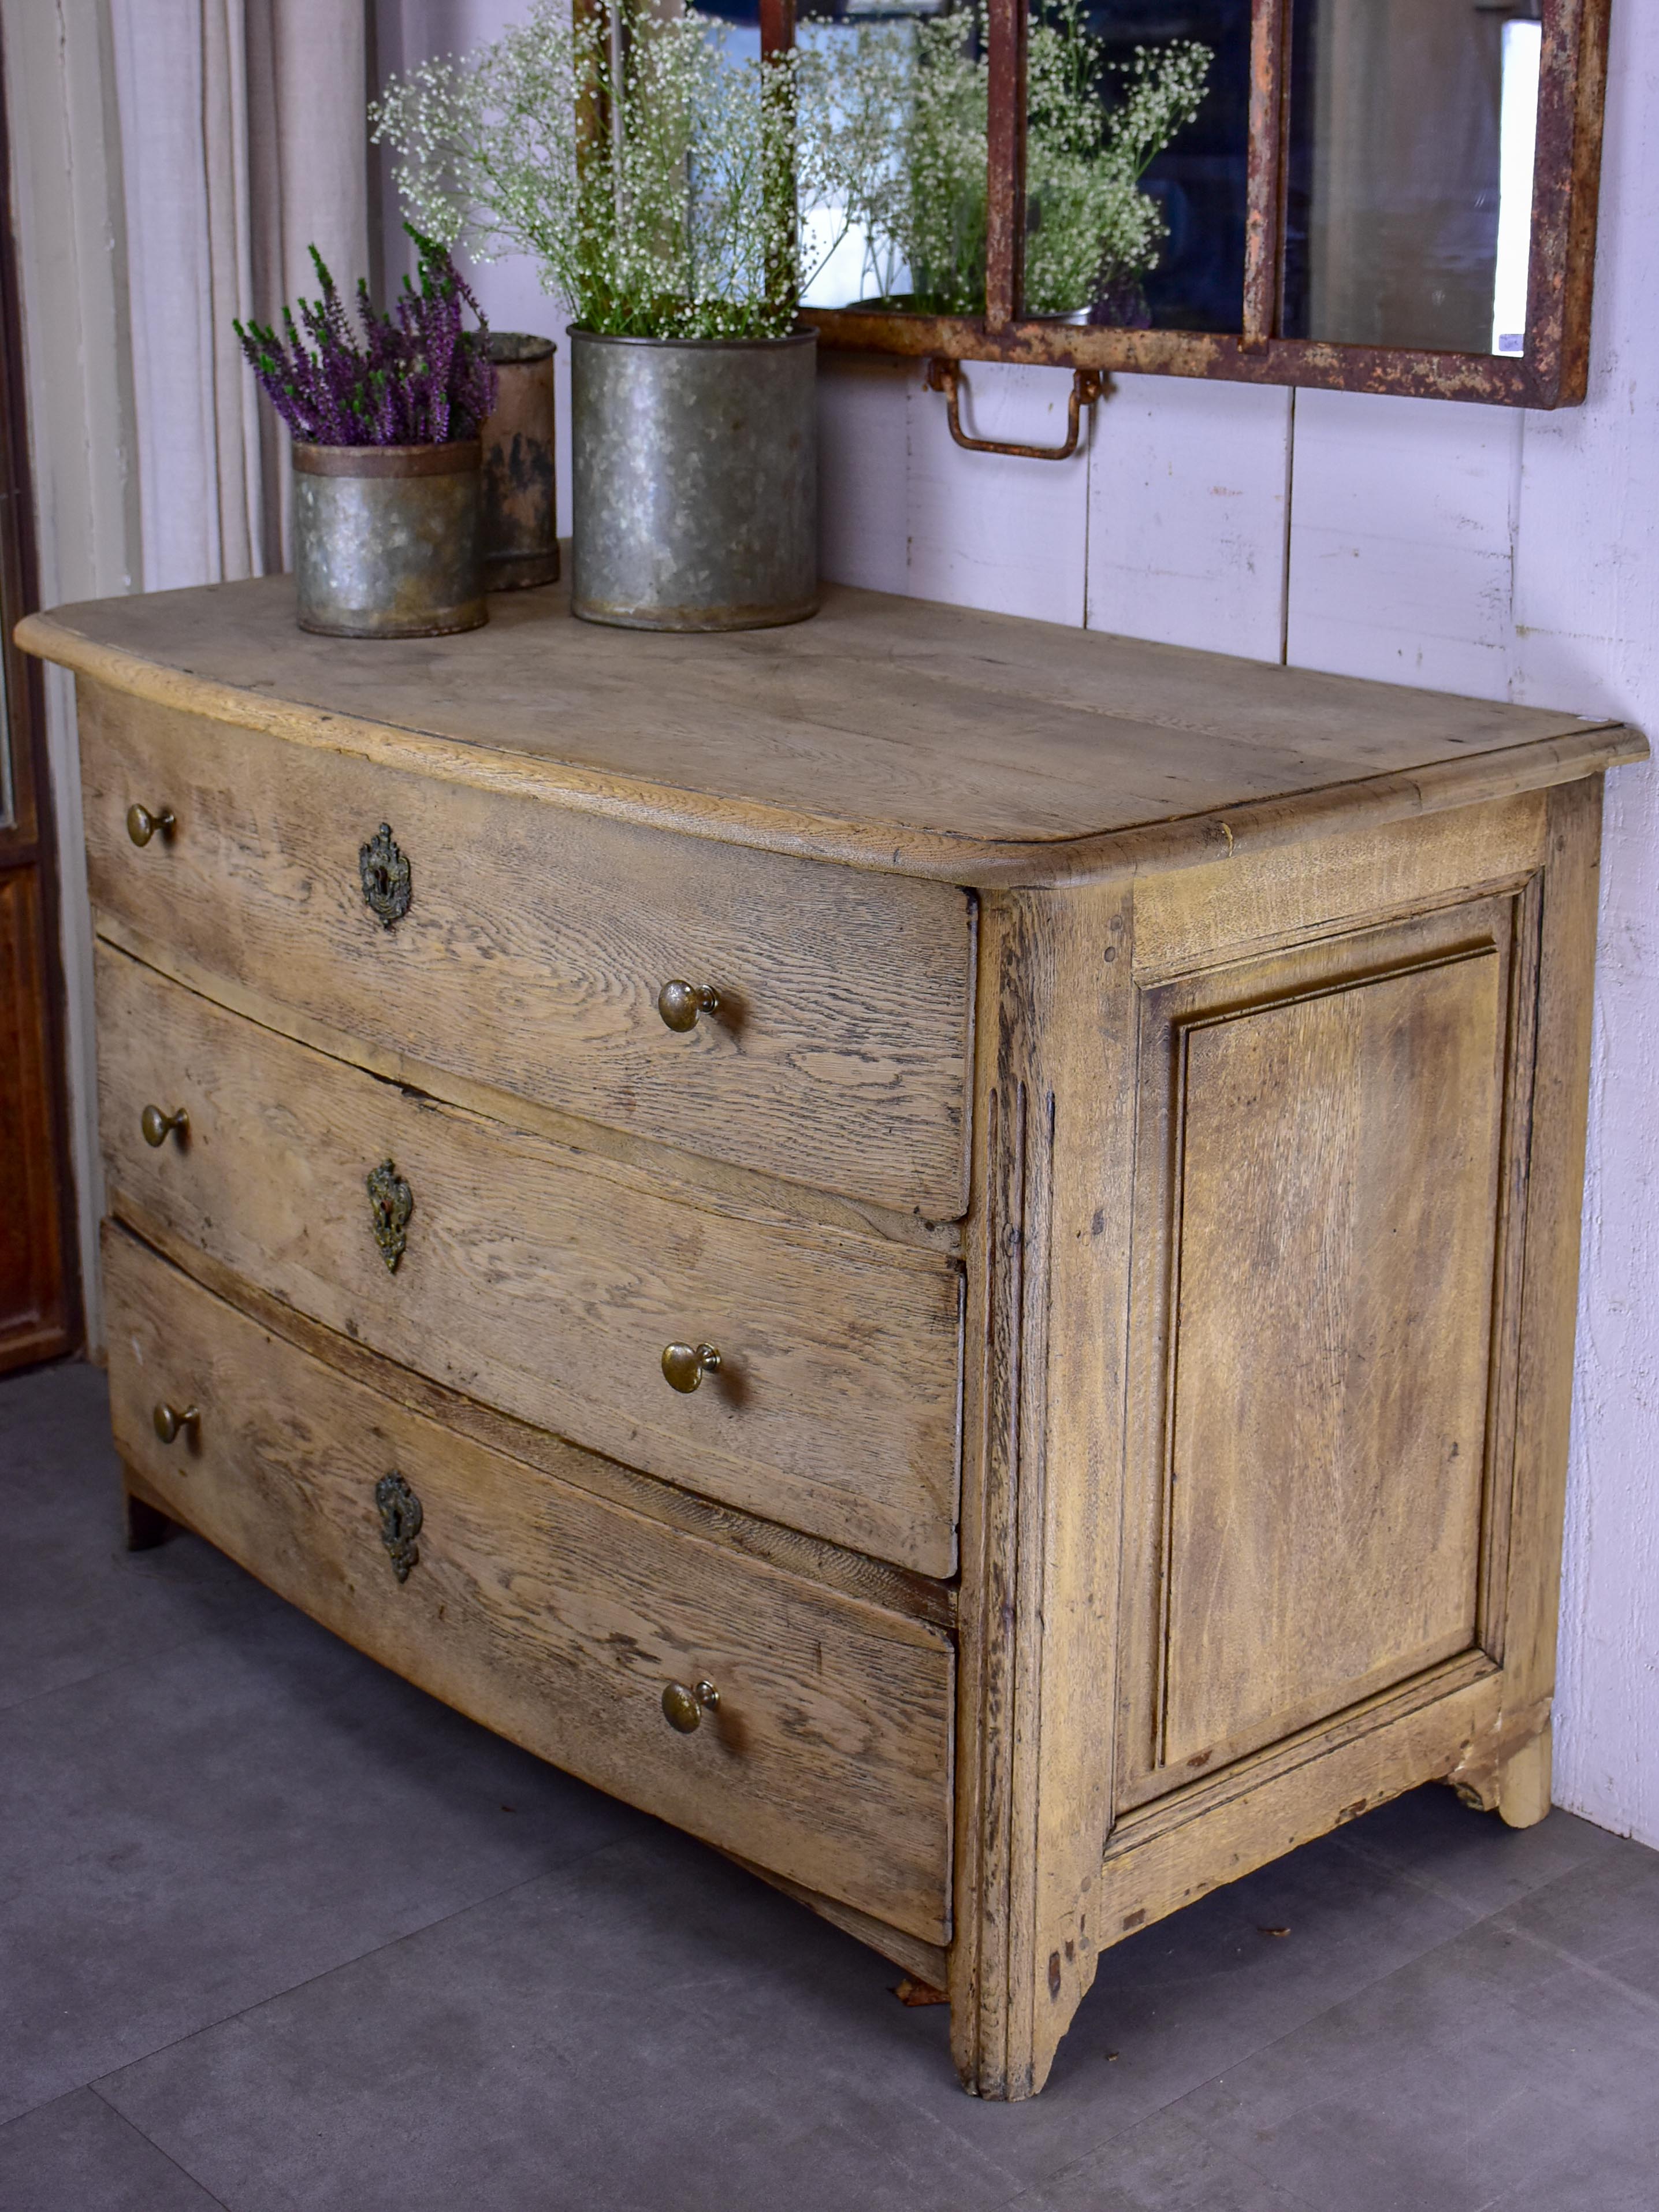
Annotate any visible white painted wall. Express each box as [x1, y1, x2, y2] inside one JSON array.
[[381, 0, 1658, 1841]]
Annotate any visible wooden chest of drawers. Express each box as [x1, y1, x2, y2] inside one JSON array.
[[21, 576, 1645, 2098]]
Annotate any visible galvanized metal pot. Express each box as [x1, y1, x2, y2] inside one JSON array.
[[480, 334, 560, 592], [570, 328, 817, 632], [292, 441, 486, 638]]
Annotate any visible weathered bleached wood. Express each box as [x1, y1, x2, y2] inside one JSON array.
[[1493, 776, 1604, 1826], [98, 943, 964, 1574], [78, 685, 975, 1217], [40, 567, 1633, 2096], [1131, 790, 1548, 979], [105, 1224, 955, 1944], [1142, 919, 1509, 1782], [113, 1203, 955, 1631], [16, 574, 1639, 887], [94, 909, 959, 1258], [1098, 1663, 1506, 1942], [951, 879, 1138, 2101]]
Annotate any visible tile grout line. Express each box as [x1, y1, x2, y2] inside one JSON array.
[[12, 1835, 631, 2137], [82, 2084, 236, 2211]]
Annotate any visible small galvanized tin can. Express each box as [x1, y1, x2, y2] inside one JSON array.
[[292, 441, 486, 638], [480, 334, 560, 592], [570, 327, 817, 632]]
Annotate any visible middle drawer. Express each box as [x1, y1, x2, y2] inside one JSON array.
[[98, 945, 963, 1577]]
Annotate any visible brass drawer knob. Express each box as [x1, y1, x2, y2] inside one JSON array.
[[152, 1401, 199, 1445], [127, 802, 176, 846], [662, 1341, 720, 1393], [140, 1103, 189, 1148], [661, 1678, 720, 1734], [657, 979, 720, 1032]]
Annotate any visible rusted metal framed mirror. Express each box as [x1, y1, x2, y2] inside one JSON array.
[[761, 0, 1609, 408]]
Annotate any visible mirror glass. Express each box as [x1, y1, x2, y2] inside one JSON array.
[[1282, 0, 1542, 354], [1018, 0, 1248, 332]]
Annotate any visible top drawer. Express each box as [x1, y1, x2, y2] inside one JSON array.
[[79, 685, 974, 1217]]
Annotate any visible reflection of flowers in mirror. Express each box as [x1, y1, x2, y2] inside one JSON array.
[[798, 0, 1212, 322]]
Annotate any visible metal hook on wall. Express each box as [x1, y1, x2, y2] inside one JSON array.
[[924, 357, 1106, 462]]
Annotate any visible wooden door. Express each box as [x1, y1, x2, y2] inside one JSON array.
[[0, 72, 77, 1372], [1117, 889, 1535, 1807]]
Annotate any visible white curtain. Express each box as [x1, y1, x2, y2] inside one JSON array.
[[111, 1, 370, 588]]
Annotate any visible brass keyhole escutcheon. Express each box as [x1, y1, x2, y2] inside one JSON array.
[[359, 824, 412, 927], [375, 1471, 423, 1582], [661, 1679, 720, 1734], [140, 1103, 189, 1148], [657, 980, 720, 1033], [152, 1402, 199, 1446], [366, 1159, 414, 1273], [662, 1342, 721, 1394], [127, 802, 176, 847]]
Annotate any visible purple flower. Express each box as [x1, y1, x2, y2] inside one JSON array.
[[234, 226, 499, 447]]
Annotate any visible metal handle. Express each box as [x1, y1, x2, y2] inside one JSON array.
[[127, 802, 176, 846], [662, 1341, 721, 1394], [152, 1402, 199, 1445], [657, 979, 721, 1032], [140, 1103, 189, 1148], [661, 1678, 720, 1734], [924, 358, 1104, 461]]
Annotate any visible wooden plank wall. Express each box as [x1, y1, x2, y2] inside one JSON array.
[[816, 0, 1658, 1850]]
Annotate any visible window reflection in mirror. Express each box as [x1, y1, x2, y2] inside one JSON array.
[[1283, 0, 1542, 356]]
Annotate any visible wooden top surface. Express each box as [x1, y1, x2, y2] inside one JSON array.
[[20, 571, 1645, 884]]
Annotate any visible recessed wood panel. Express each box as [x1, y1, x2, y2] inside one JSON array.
[[1158, 950, 1505, 1772]]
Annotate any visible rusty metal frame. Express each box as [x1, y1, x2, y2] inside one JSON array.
[[776, 0, 1612, 410]]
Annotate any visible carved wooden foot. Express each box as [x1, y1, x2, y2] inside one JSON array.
[[1496, 1723, 1554, 1831]]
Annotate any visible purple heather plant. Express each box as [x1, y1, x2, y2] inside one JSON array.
[[234, 226, 497, 447]]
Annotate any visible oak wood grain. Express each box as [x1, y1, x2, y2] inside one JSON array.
[[115, 1202, 956, 1631], [1493, 776, 1603, 1826], [17, 574, 1643, 885], [79, 684, 974, 1216], [105, 1223, 955, 1943], [1116, 894, 1527, 1811], [951, 880, 1139, 2101], [98, 942, 964, 1574]]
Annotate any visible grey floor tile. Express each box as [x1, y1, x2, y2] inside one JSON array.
[[0, 1590, 646, 2122], [0, 2087, 224, 2210], [1331, 1783, 1629, 1920], [1490, 1840, 1659, 2007], [1171, 1904, 1659, 2212], [861, 1817, 1483, 2187], [1005, 2110, 1319, 2211], [97, 1829, 1026, 2212], [0, 1363, 282, 1715]]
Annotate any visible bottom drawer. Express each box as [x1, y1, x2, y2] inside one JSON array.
[[104, 1227, 954, 1945]]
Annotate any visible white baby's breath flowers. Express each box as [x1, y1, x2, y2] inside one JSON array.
[[370, 0, 1211, 336]]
